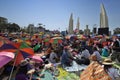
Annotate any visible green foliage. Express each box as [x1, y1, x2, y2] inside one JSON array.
[[0, 16, 20, 32]]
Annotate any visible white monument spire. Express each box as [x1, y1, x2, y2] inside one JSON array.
[[100, 3, 109, 28], [68, 13, 73, 34]]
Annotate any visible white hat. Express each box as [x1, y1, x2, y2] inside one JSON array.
[[102, 58, 114, 65], [25, 58, 30, 62]]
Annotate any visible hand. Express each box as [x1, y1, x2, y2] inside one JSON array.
[[27, 69, 35, 74], [39, 74, 45, 77]]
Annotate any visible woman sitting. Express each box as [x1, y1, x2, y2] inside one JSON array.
[[102, 58, 120, 80]]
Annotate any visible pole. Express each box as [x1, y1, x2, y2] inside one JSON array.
[[8, 52, 18, 80]]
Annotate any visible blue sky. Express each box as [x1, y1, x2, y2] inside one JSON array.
[[0, 0, 120, 32]]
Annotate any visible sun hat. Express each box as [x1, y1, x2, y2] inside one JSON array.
[[20, 60, 29, 66], [102, 58, 114, 65]]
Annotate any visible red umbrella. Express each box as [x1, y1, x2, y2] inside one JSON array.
[[0, 42, 34, 66], [50, 37, 63, 44], [43, 38, 51, 45]]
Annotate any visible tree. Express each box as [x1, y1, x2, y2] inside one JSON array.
[[113, 27, 120, 34], [8, 23, 20, 32], [0, 17, 20, 32]]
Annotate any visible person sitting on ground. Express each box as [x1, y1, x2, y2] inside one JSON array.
[[111, 36, 120, 63], [31, 62, 45, 80], [101, 46, 109, 57], [80, 56, 112, 80], [91, 47, 102, 63], [102, 58, 120, 80], [74, 46, 90, 65], [49, 49, 58, 64], [61, 46, 73, 67], [81, 46, 90, 59], [15, 60, 30, 80]]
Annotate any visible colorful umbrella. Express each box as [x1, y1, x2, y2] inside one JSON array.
[[0, 42, 34, 66], [13, 39, 23, 43], [43, 38, 50, 42], [43, 38, 50, 45], [33, 44, 41, 52], [77, 35, 86, 40], [50, 37, 63, 44], [0, 51, 15, 68], [25, 39, 31, 46]]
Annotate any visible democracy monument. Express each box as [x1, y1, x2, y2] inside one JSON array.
[[68, 3, 109, 36]]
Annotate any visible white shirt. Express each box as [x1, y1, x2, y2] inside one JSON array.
[[81, 49, 90, 59], [49, 52, 58, 63], [93, 51, 102, 61]]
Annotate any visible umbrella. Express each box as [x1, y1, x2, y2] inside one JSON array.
[[13, 39, 23, 42], [77, 35, 86, 40], [43, 38, 51, 45], [95, 35, 103, 38], [0, 42, 34, 66], [0, 51, 15, 68], [29, 55, 43, 63], [0, 42, 34, 80], [52, 34, 61, 37], [50, 37, 63, 44], [25, 39, 31, 46], [33, 44, 41, 52], [43, 38, 50, 42]]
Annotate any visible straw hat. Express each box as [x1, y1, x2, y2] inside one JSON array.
[[20, 60, 29, 66], [102, 58, 114, 65]]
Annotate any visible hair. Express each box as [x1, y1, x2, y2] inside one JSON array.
[[93, 47, 98, 51], [81, 46, 86, 51], [44, 59, 49, 64], [104, 65, 112, 73], [39, 65, 45, 69], [88, 35, 91, 38]]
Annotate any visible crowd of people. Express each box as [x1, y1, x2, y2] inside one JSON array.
[[0, 33, 120, 80]]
